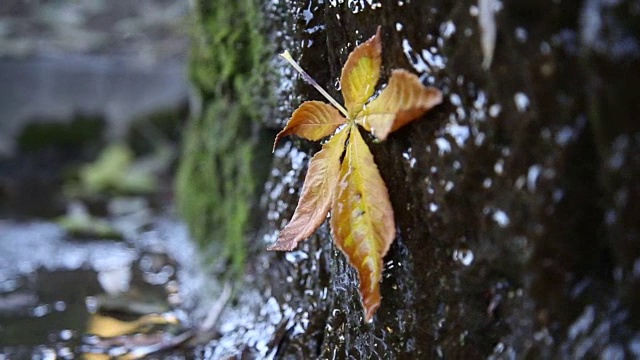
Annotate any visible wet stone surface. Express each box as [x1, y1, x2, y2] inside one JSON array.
[[210, 0, 640, 358]]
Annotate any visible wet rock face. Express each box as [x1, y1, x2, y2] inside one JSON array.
[[248, 0, 640, 358]]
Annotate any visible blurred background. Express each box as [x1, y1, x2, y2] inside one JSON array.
[[0, 1, 204, 358]]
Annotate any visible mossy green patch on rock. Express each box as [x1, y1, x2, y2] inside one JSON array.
[[176, 0, 272, 275]]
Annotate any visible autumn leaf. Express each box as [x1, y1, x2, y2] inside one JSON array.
[[331, 125, 395, 322], [341, 26, 382, 117], [273, 101, 347, 151], [356, 69, 443, 140], [270, 26, 442, 322], [267, 127, 350, 251]]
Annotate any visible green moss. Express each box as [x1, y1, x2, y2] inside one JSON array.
[[176, 0, 271, 276]]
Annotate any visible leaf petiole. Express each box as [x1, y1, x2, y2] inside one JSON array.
[[280, 51, 349, 118]]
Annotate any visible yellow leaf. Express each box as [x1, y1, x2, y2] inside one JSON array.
[[268, 127, 350, 251], [330, 125, 395, 322], [273, 101, 347, 151], [340, 26, 382, 118], [272, 26, 444, 323], [356, 69, 443, 140]]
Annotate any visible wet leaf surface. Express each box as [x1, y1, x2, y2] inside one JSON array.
[[268, 127, 348, 251], [330, 126, 395, 322], [273, 101, 347, 151], [271, 25, 441, 321], [341, 26, 382, 117], [357, 69, 443, 140]]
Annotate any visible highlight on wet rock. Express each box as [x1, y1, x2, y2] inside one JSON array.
[[268, 26, 442, 322]]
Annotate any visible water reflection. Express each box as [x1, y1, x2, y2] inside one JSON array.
[[1, 218, 212, 358]]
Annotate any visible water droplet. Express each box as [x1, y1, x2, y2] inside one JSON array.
[[445, 181, 455, 192], [402, 39, 430, 74], [475, 132, 486, 146], [489, 104, 502, 117], [54, 300, 66, 312], [42, 349, 56, 360], [555, 126, 574, 146], [285, 251, 309, 263], [85, 296, 98, 313], [453, 248, 474, 266], [301, 2, 314, 25], [527, 165, 542, 192], [515, 27, 528, 42], [494, 159, 504, 175], [450, 93, 462, 106], [446, 123, 470, 147], [440, 21, 456, 39], [434, 137, 451, 155], [421, 48, 446, 70], [33, 304, 50, 317], [492, 209, 510, 227], [320, 287, 328, 299], [59, 329, 73, 341], [547, 190, 562, 205], [58, 347, 73, 358], [513, 92, 530, 112]]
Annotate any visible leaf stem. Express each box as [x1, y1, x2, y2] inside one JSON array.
[[280, 51, 349, 118]]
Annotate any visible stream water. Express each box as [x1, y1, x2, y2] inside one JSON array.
[[0, 210, 210, 358]]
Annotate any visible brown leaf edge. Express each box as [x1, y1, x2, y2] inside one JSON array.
[[273, 101, 347, 152], [356, 69, 443, 140], [268, 126, 350, 251]]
